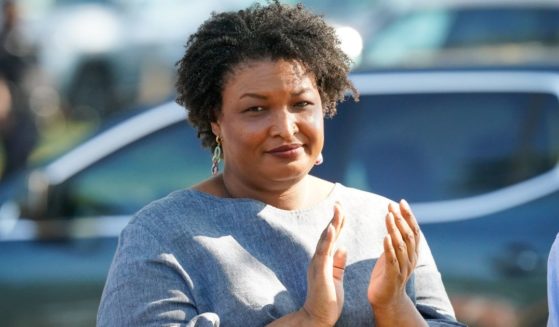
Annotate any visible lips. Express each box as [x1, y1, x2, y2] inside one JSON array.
[[267, 144, 302, 153], [266, 143, 304, 159]]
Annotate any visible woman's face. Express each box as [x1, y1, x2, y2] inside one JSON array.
[[211, 59, 324, 187]]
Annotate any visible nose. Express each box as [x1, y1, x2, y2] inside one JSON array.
[[270, 108, 298, 139]]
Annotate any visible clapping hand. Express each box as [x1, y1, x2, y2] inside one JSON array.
[[303, 203, 347, 326], [267, 203, 347, 327], [368, 200, 421, 310]]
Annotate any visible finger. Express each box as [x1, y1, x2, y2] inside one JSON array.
[[315, 222, 335, 256], [314, 204, 346, 259], [332, 202, 346, 243], [383, 234, 400, 274], [400, 199, 421, 251], [332, 247, 347, 281], [386, 211, 408, 275], [391, 202, 416, 264]]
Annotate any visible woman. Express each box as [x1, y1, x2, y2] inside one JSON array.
[[98, 2, 464, 326]]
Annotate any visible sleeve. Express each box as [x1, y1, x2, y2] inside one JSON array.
[[414, 232, 467, 327], [97, 221, 220, 327], [548, 234, 559, 327]]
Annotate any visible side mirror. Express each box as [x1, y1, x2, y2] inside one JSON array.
[[21, 170, 71, 240], [23, 170, 50, 220]]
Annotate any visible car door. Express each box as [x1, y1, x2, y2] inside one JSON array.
[[315, 84, 559, 327], [0, 116, 209, 326]]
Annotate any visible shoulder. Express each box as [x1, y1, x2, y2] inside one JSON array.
[[124, 188, 216, 242], [132, 188, 205, 221], [124, 187, 263, 244]]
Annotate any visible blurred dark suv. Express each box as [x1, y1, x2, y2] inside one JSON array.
[[360, 0, 559, 69], [1, 69, 558, 326]]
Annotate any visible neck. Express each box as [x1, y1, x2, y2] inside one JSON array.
[[221, 172, 312, 210]]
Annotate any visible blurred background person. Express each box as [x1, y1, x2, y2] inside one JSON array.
[[0, 0, 38, 181]]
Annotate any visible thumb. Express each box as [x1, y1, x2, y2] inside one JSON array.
[[332, 247, 347, 281]]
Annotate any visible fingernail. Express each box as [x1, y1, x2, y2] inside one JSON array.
[[385, 234, 392, 243], [401, 199, 410, 210]]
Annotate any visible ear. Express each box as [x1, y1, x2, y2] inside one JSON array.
[[210, 121, 221, 137]]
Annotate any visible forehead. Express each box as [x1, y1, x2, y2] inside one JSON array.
[[223, 59, 317, 94]]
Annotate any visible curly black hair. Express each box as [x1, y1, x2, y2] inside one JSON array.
[[175, 0, 358, 150]]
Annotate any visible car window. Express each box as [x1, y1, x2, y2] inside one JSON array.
[[363, 9, 451, 66], [317, 92, 559, 203], [60, 122, 209, 217], [447, 8, 559, 48], [362, 7, 559, 68]]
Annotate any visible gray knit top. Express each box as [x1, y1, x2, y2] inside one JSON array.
[[97, 183, 463, 326]]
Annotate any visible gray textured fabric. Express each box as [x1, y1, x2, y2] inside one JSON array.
[[98, 183, 459, 326]]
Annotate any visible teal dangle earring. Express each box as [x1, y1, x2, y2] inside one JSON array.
[[211, 136, 222, 176]]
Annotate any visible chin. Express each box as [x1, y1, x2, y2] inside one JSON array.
[[263, 161, 314, 182]]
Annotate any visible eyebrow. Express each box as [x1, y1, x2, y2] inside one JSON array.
[[292, 88, 312, 96], [239, 88, 312, 100], [239, 93, 267, 100]]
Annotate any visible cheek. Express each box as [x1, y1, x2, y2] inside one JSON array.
[[221, 119, 268, 151], [304, 110, 324, 141], [240, 119, 270, 136], [234, 121, 272, 148]]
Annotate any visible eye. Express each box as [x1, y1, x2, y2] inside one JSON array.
[[293, 101, 311, 109], [244, 106, 265, 113]]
